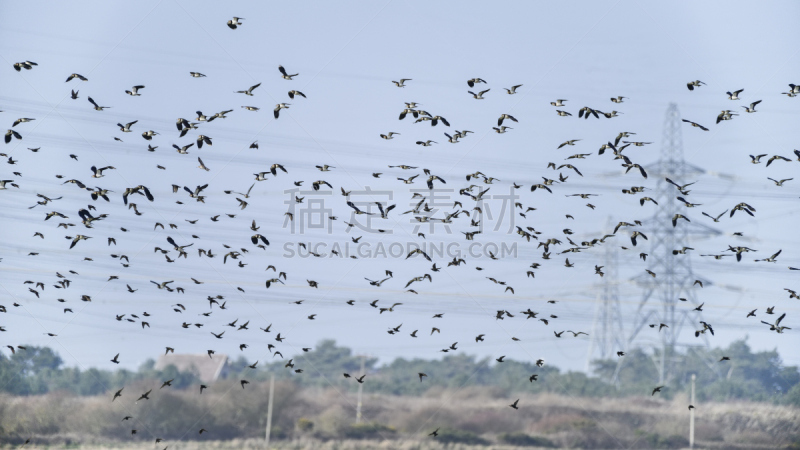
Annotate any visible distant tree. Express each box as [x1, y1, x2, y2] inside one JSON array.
[[783, 383, 800, 407], [74, 368, 110, 395], [591, 339, 800, 402], [0, 340, 795, 403], [262, 340, 377, 386], [223, 355, 252, 379], [11, 346, 63, 375], [155, 364, 198, 389], [0, 352, 32, 395], [138, 358, 156, 372], [592, 347, 660, 395]]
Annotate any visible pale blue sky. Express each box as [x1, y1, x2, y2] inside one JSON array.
[[0, 1, 798, 383]]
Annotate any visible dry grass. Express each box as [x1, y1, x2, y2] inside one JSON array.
[[1, 384, 797, 449], [15, 440, 541, 450]]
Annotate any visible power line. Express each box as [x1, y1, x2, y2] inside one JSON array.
[[618, 104, 721, 384]]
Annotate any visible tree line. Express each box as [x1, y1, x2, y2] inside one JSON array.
[[1, 338, 798, 406]]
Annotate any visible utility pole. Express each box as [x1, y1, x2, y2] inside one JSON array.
[[356, 354, 365, 423], [265, 374, 275, 447], [690, 373, 696, 449]]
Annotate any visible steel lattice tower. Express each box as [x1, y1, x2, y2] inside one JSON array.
[[586, 217, 625, 373], [625, 103, 721, 384]]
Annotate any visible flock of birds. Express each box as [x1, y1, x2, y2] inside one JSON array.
[[2, 14, 798, 446]]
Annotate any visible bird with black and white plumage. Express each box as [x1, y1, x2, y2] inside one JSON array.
[[235, 82, 261, 96], [444, 132, 459, 143], [69, 235, 91, 249], [12, 117, 35, 127], [761, 313, 790, 333], [121, 185, 154, 205], [767, 177, 792, 186], [727, 88, 744, 100], [717, 109, 738, 123], [578, 106, 600, 119], [197, 157, 210, 172], [212, 109, 233, 120], [183, 184, 208, 200], [686, 80, 705, 90], [742, 100, 761, 113], [195, 111, 213, 122], [227, 17, 244, 29], [196, 135, 212, 148], [681, 119, 709, 131], [278, 65, 298, 80], [755, 249, 781, 263], [141, 130, 158, 140], [468, 89, 490, 99], [117, 120, 137, 132], [498, 114, 518, 126], [375, 202, 396, 218], [90, 166, 115, 178], [766, 155, 791, 167], [430, 116, 450, 127], [274, 103, 290, 119], [88, 97, 110, 111], [173, 143, 194, 154], [125, 85, 145, 96], [5, 129, 22, 143], [557, 139, 581, 149], [729, 202, 756, 217], [65, 73, 88, 82], [13, 61, 37, 71]]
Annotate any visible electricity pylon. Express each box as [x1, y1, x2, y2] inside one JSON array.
[[625, 103, 721, 384], [586, 217, 625, 374]]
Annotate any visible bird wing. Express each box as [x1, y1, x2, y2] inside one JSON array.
[[347, 201, 362, 213]]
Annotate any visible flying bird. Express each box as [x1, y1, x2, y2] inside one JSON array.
[[227, 17, 244, 29], [278, 65, 298, 80]]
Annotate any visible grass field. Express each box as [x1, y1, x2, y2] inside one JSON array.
[[1, 386, 798, 449]]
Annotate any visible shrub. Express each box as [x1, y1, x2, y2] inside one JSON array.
[[634, 430, 689, 449], [499, 432, 557, 447], [784, 383, 800, 408], [296, 417, 314, 432], [435, 428, 490, 445], [341, 422, 396, 439]]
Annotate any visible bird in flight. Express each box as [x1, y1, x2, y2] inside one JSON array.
[[235, 82, 261, 96], [227, 17, 244, 29], [278, 65, 298, 80]]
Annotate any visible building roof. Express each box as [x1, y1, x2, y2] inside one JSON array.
[[154, 353, 228, 382]]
